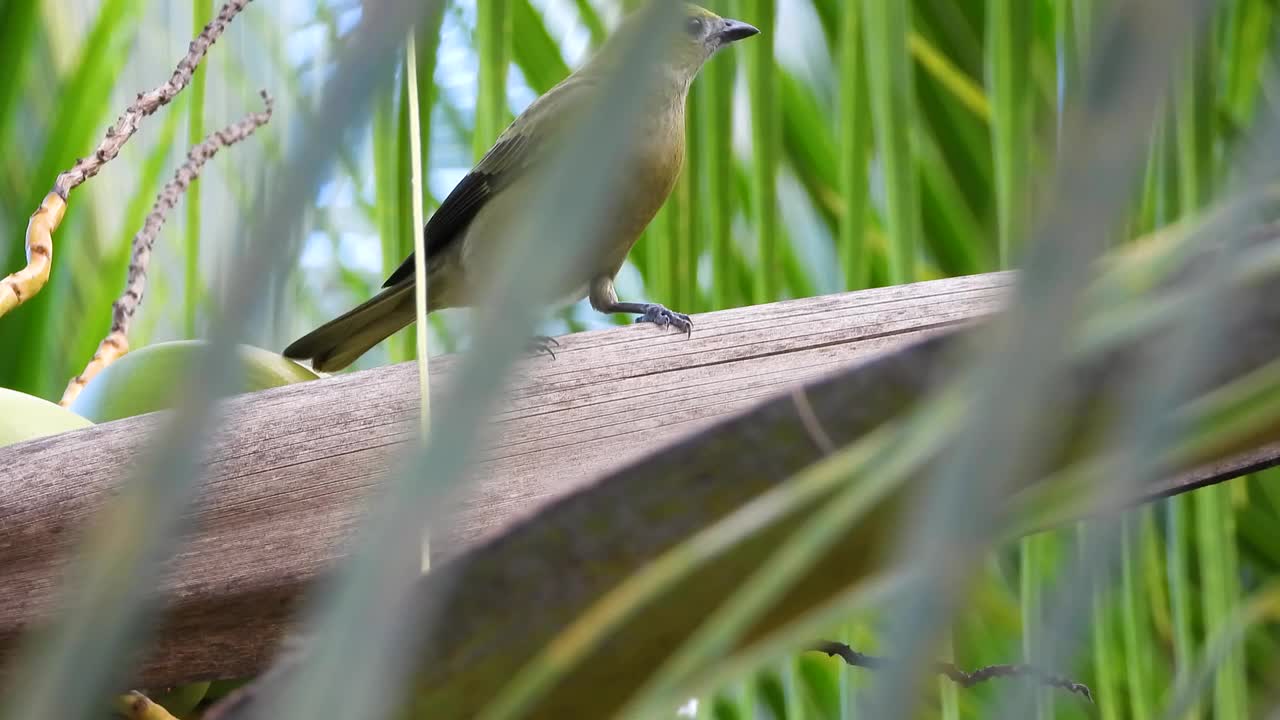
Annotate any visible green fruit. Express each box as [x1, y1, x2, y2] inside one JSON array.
[[201, 678, 250, 703], [0, 387, 94, 447], [71, 340, 319, 423], [147, 681, 211, 718]]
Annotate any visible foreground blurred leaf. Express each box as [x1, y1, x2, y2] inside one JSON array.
[[404, 214, 1280, 718]]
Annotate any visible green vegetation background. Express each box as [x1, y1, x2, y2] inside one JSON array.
[[3, 1, 1280, 717]]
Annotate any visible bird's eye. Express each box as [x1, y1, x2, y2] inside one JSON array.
[[685, 17, 704, 37]]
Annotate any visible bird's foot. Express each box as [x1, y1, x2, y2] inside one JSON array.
[[527, 335, 559, 359], [634, 304, 693, 337]]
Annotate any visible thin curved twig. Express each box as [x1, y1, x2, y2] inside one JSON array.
[[60, 91, 274, 407], [0, 0, 255, 319], [812, 640, 1094, 703]]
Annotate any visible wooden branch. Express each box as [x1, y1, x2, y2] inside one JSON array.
[[0, 273, 1008, 686], [2, 267, 1279, 711], [390, 275, 1280, 719]]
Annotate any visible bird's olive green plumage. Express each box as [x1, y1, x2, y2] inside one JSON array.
[[284, 3, 759, 372]]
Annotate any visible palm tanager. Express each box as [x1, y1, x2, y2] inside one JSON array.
[[284, 3, 759, 372]]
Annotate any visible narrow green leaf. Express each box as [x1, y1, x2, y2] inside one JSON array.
[[474, 0, 511, 159], [986, 0, 1034, 266], [1019, 532, 1053, 720], [859, 0, 919, 285], [743, 0, 778, 302], [0, 0, 41, 153], [699, 0, 736, 309], [374, 75, 409, 363], [838, 4, 870, 289], [1082, 522, 1125, 720], [512, 0, 571, 94], [184, 0, 214, 337]]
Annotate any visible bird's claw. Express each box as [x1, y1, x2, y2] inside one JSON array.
[[634, 304, 692, 337], [528, 335, 559, 359]]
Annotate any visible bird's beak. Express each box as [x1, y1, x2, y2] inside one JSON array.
[[716, 18, 760, 45]]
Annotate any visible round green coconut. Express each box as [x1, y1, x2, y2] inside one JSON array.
[[70, 340, 319, 423], [0, 387, 94, 447]]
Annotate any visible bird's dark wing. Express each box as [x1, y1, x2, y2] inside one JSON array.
[[380, 135, 533, 288], [381, 77, 596, 289]]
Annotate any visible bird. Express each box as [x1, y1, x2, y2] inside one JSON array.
[[283, 3, 759, 372]]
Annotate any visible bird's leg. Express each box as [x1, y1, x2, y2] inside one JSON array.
[[625, 303, 694, 336], [589, 276, 692, 337]]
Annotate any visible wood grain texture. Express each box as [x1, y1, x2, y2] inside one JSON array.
[[399, 258, 1280, 718], [0, 273, 1011, 687], [4, 266, 1279, 700]]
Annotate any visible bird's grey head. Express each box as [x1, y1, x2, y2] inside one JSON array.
[[585, 3, 760, 92], [670, 4, 760, 76]]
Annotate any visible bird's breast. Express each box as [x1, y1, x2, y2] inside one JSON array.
[[609, 108, 686, 241], [441, 101, 688, 309]]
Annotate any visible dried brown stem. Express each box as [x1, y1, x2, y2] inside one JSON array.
[[0, 0, 255, 319], [60, 91, 274, 407], [812, 640, 1094, 703]]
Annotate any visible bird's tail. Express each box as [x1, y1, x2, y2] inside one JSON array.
[[283, 281, 416, 372]]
